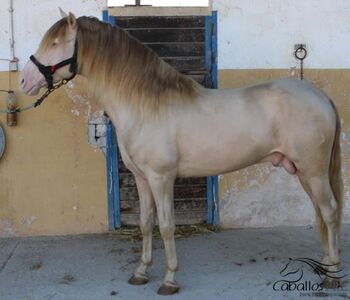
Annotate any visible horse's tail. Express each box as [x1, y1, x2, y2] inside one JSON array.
[[317, 99, 343, 242], [329, 101, 344, 231]]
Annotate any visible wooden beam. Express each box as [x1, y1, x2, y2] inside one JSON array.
[[108, 6, 212, 17]]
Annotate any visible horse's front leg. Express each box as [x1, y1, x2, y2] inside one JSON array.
[[128, 175, 155, 285], [148, 171, 179, 295]]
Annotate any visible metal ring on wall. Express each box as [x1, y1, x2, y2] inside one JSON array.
[[294, 45, 307, 61]]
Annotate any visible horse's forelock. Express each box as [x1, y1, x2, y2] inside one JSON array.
[[39, 18, 69, 53]]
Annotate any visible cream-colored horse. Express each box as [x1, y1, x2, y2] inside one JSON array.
[[20, 12, 343, 295]]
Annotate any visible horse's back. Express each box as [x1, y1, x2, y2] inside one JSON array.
[[273, 78, 336, 128], [274, 79, 335, 117], [243, 78, 332, 108], [240, 78, 337, 136]]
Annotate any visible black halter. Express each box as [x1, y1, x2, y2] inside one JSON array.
[[0, 36, 79, 114], [30, 39, 78, 89]]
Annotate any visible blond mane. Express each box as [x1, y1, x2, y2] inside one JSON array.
[[40, 16, 203, 117]]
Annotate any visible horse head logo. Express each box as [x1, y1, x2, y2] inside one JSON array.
[[273, 257, 348, 292], [283, 258, 348, 280], [288, 257, 348, 280], [279, 258, 304, 282]]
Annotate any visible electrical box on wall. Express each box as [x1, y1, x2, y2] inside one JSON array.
[[87, 112, 107, 155]]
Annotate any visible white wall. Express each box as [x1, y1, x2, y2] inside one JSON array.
[[2, 0, 350, 71], [0, 0, 107, 72], [213, 0, 350, 69]]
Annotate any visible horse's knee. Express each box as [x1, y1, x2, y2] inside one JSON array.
[[140, 219, 153, 235], [140, 209, 155, 232], [159, 223, 175, 240]]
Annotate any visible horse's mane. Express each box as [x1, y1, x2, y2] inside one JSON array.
[[41, 16, 203, 117]]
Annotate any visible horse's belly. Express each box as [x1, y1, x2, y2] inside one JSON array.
[[176, 116, 275, 177], [177, 141, 268, 177], [177, 149, 297, 177]]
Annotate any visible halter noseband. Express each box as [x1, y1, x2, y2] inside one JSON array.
[[30, 39, 78, 89]]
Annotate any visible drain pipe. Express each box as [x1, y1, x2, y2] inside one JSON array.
[[9, 0, 15, 59], [8, 0, 18, 73], [1, 0, 19, 126]]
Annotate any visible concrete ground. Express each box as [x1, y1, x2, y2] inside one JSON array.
[[0, 225, 349, 300]]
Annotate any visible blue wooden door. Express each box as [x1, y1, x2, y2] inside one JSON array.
[[103, 10, 219, 229]]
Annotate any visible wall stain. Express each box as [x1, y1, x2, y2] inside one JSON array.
[[0, 220, 16, 237], [21, 216, 38, 227]]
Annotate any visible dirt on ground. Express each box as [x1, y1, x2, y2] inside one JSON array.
[[108, 223, 220, 242]]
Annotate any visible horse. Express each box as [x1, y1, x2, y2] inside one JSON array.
[[19, 11, 343, 295]]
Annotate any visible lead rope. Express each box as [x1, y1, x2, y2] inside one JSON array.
[[0, 79, 71, 114]]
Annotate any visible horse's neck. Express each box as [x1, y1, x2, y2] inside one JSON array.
[[101, 94, 142, 142], [77, 20, 201, 123]]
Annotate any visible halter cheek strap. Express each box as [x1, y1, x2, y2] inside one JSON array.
[[30, 40, 78, 89]]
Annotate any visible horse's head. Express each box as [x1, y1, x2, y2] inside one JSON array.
[[20, 9, 78, 95], [280, 258, 301, 277]]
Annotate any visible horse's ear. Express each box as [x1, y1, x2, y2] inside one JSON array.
[[59, 7, 68, 18], [67, 12, 77, 30]]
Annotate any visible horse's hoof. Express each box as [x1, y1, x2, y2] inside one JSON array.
[[157, 282, 180, 295], [128, 274, 149, 285], [321, 278, 341, 289]]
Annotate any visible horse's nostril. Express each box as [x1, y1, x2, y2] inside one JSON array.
[[21, 78, 24, 84]]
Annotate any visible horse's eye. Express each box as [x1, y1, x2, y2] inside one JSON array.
[[52, 42, 58, 47]]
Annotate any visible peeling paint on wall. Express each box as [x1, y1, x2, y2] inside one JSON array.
[[65, 80, 92, 120], [21, 216, 38, 227], [0, 220, 17, 237], [220, 166, 312, 228], [64, 78, 107, 154]]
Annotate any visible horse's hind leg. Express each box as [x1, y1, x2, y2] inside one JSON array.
[[128, 176, 155, 285], [298, 175, 330, 260], [147, 171, 179, 295], [297, 173, 341, 285]]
